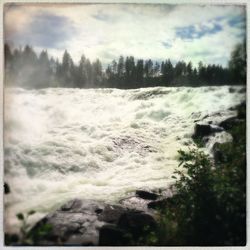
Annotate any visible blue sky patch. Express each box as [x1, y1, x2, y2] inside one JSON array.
[[176, 22, 222, 40], [228, 15, 246, 28]]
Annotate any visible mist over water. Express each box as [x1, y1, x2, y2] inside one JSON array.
[[4, 86, 245, 231]]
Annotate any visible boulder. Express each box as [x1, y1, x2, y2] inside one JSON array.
[[192, 124, 212, 139], [229, 87, 236, 93], [192, 124, 223, 140], [135, 190, 159, 200], [59, 199, 105, 213], [219, 117, 243, 131], [99, 225, 127, 246], [118, 211, 157, 238], [65, 234, 94, 246], [4, 182, 10, 194], [212, 142, 226, 164], [28, 198, 158, 246], [119, 196, 150, 211], [98, 204, 127, 224], [148, 198, 168, 210], [29, 199, 106, 246]]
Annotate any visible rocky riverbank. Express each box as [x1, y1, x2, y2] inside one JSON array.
[[5, 101, 246, 246], [25, 186, 176, 246], [11, 188, 171, 246]]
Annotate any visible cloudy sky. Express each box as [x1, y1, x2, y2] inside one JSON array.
[[4, 3, 246, 67]]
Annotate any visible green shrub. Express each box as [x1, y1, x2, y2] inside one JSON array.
[[5, 210, 53, 246], [150, 104, 246, 246]]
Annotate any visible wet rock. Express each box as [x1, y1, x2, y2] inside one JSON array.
[[95, 208, 103, 214], [148, 199, 168, 210], [59, 199, 105, 213], [229, 87, 237, 93], [99, 225, 127, 246], [41, 213, 84, 239], [212, 142, 227, 164], [60, 199, 81, 211], [193, 124, 211, 138], [119, 196, 150, 211], [29, 198, 158, 246], [238, 87, 246, 93], [192, 124, 223, 140], [135, 190, 159, 200], [98, 204, 127, 224], [4, 182, 10, 194], [112, 136, 157, 156], [65, 234, 94, 246], [118, 211, 157, 238], [219, 117, 243, 131], [29, 199, 106, 245]]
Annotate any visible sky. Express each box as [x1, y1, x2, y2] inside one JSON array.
[[4, 3, 246, 67]]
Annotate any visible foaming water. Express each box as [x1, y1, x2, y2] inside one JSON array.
[[4, 86, 245, 231]]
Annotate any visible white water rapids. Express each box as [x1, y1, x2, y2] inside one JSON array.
[[4, 86, 245, 231]]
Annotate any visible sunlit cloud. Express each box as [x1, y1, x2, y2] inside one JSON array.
[[4, 3, 246, 67]]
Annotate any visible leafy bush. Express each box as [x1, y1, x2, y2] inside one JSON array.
[[5, 211, 53, 246], [150, 104, 246, 246]]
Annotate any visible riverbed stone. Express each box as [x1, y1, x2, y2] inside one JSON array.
[[28, 198, 158, 246], [219, 117, 243, 131], [98, 204, 127, 224], [136, 190, 159, 200], [99, 224, 128, 246], [192, 124, 224, 141], [118, 211, 157, 238], [148, 198, 169, 210]]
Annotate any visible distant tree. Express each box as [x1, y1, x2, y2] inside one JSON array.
[[198, 61, 207, 84], [175, 61, 186, 78], [49, 57, 57, 74], [4, 43, 12, 66], [85, 59, 93, 87], [34, 50, 53, 88], [125, 56, 136, 88], [117, 56, 125, 78], [76, 55, 88, 88], [161, 59, 174, 85], [92, 59, 103, 87], [22, 45, 37, 65], [4, 42, 246, 89], [229, 41, 246, 84], [144, 59, 154, 78], [4, 44, 13, 86], [111, 60, 118, 76], [187, 62, 193, 77], [109, 59, 118, 87], [153, 61, 160, 77], [61, 50, 74, 87], [136, 59, 144, 87]]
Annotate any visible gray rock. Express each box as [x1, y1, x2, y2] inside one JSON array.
[[29, 198, 158, 246], [192, 123, 223, 140], [148, 198, 168, 210], [119, 196, 150, 211], [212, 142, 227, 164], [136, 190, 159, 200], [99, 224, 127, 246], [219, 117, 243, 131], [29, 199, 106, 245], [118, 211, 157, 238], [59, 199, 105, 213], [65, 233, 96, 246], [98, 204, 127, 224]]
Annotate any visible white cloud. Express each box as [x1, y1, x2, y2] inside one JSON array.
[[4, 3, 246, 67]]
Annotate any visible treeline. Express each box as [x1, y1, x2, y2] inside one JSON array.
[[4, 42, 246, 89]]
